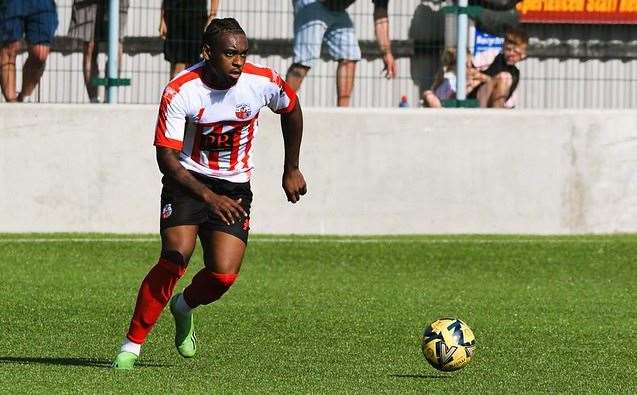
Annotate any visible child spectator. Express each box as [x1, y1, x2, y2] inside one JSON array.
[[470, 27, 528, 108], [422, 48, 487, 108]]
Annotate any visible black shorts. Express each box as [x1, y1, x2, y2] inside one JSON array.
[[162, 0, 207, 65], [160, 172, 253, 243]]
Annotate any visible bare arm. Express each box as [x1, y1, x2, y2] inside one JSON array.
[[279, 103, 307, 203], [373, 4, 396, 79], [206, 0, 220, 29], [210, 0, 220, 15], [156, 146, 246, 223], [159, 0, 167, 39]]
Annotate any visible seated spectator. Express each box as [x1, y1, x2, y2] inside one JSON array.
[[469, 27, 528, 108], [422, 47, 487, 108], [0, 0, 58, 102], [68, 0, 130, 103]]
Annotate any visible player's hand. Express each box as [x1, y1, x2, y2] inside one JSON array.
[[205, 192, 247, 225], [159, 18, 168, 40], [382, 52, 396, 79], [282, 168, 307, 204]]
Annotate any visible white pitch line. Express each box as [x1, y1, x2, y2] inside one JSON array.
[[0, 237, 627, 244], [0, 238, 160, 243]]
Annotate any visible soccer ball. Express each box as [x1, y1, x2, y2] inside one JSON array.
[[421, 317, 476, 372]]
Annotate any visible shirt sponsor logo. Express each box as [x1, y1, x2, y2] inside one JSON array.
[[200, 128, 237, 152]]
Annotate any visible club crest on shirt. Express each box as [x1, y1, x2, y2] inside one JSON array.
[[161, 203, 173, 219], [235, 103, 251, 119]]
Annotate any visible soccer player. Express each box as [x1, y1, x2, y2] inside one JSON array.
[[112, 18, 307, 370]]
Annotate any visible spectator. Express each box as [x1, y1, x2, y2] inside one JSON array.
[[68, 0, 129, 103], [0, 0, 58, 102], [469, 27, 528, 108], [285, 0, 396, 107], [422, 47, 487, 108], [160, 0, 219, 79]]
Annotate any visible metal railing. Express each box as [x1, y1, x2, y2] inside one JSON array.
[[1, 0, 635, 108]]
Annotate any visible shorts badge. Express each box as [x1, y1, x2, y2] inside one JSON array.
[[161, 203, 173, 219]]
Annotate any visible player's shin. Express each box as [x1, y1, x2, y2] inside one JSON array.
[[125, 258, 187, 345]]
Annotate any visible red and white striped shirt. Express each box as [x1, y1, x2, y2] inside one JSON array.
[[154, 61, 298, 182]]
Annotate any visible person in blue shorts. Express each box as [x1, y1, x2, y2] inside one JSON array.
[[0, 0, 58, 102], [285, 0, 396, 107]]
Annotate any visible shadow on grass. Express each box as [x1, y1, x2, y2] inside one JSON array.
[[0, 356, 169, 368], [390, 373, 451, 379]]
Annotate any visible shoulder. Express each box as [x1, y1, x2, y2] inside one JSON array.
[[165, 62, 206, 94], [472, 49, 500, 69], [240, 62, 289, 91], [241, 62, 278, 82], [443, 71, 456, 80]]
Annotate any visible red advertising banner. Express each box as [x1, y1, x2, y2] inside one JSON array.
[[517, 0, 637, 23]]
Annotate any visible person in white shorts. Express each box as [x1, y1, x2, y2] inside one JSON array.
[[285, 0, 396, 107]]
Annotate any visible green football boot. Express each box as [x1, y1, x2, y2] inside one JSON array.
[[170, 293, 197, 358], [112, 351, 138, 370]]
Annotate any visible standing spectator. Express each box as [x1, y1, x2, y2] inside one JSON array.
[[0, 0, 58, 103], [68, 0, 129, 103], [422, 47, 487, 108], [160, 0, 219, 79], [469, 27, 528, 108], [285, 0, 396, 107]]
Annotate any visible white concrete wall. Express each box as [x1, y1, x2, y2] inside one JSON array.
[[1, 105, 636, 234]]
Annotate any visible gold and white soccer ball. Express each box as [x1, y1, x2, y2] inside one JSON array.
[[421, 318, 476, 372]]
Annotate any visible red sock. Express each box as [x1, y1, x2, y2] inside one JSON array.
[[183, 270, 237, 309], [126, 258, 186, 344]]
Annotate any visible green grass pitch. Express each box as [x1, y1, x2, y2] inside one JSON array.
[[1, 234, 636, 394]]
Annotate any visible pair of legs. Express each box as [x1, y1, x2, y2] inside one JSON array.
[[477, 71, 513, 108], [286, 60, 357, 107], [123, 224, 246, 351], [288, 1, 361, 107], [0, 41, 49, 102], [165, 225, 246, 278], [81, 41, 123, 103]]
